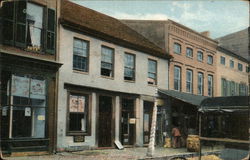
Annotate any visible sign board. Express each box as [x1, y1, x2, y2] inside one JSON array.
[[25, 107, 31, 116], [2, 107, 7, 116], [157, 99, 165, 106], [129, 118, 136, 124], [114, 140, 124, 150], [73, 135, 85, 142], [38, 115, 45, 121]]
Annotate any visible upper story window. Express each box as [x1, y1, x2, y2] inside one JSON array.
[[174, 66, 181, 91], [220, 56, 226, 65], [197, 72, 203, 95], [148, 59, 157, 85], [246, 66, 249, 73], [208, 75, 213, 97], [186, 69, 193, 93], [238, 63, 243, 71], [124, 53, 135, 81], [101, 46, 114, 77], [207, 55, 213, 65], [186, 47, 193, 58], [230, 60, 234, 68], [221, 78, 227, 96], [174, 43, 181, 54], [2, 1, 56, 54], [67, 93, 90, 135], [197, 51, 203, 62], [73, 38, 89, 72]]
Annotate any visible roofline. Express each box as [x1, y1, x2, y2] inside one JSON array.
[[216, 27, 249, 39], [217, 46, 249, 63], [121, 19, 218, 44], [60, 18, 172, 60], [167, 19, 218, 44]]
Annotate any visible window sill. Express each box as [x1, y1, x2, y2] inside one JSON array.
[[174, 52, 181, 55], [101, 75, 114, 80], [147, 83, 157, 87], [186, 56, 193, 59], [124, 80, 135, 83], [73, 70, 89, 75]]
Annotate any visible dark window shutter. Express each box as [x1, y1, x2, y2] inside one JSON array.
[[46, 8, 56, 54], [15, 1, 26, 48], [2, 2, 15, 45]]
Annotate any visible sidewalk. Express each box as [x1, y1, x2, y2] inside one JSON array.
[[3, 147, 190, 160]]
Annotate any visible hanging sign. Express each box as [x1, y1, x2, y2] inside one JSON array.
[[2, 107, 7, 116], [129, 118, 136, 124], [25, 107, 31, 116]]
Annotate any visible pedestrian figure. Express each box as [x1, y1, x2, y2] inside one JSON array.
[[172, 125, 181, 148]]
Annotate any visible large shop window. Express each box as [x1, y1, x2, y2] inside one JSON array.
[[101, 46, 114, 77], [68, 93, 89, 135], [1, 74, 47, 138], [124, 53, 135, 81], [147, 59, 157, 85], [73, 38, 89, 72], [2, 1, 56, 54]]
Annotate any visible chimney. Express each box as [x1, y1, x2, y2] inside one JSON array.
[[200, 31, 210, 38]]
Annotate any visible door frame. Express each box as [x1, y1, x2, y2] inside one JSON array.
[[96, 94, 115, 148]]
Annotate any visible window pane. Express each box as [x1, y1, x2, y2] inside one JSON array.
[[101, 47, 113, 63], [174, 43, 181, 54], [197, 51, 203, 61], [186, 48, 193, 57], [148, 60, 156, 73], [174, 66, 181, 91], [69, 95, 87, 132]]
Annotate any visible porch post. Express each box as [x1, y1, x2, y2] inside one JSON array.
[[147, 89, 158, 157]]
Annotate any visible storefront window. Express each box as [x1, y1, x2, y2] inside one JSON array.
[[1, 74, 47, 138]]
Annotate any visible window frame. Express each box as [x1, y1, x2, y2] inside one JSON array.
[[73, 38, 90, 72], [186, 47, 193, 58], [174, 42, 181, 54], [124, 53, 136, 81], [220, 56, 226, 65], [174, 66, 181, 91], [147, 59, 157, 85], [197, 72, 204, 95], [66, 91, 91, 136], [207, 55, 213, 65], [100, 45, 115, 78], [230, 59, 234, 68], [238, 63, 243, 71], [197, 51, 203, 62], [208, 75, 213, 97], [186, 69, 193, 93]]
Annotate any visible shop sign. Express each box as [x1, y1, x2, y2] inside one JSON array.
[[73, 135, 85, 142], [25, 107, 31, 116], [129, 118, 136, 124]]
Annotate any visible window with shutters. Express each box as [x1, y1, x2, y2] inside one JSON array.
[[67, 92, 90, 135], [101, 46, 114, 77], [1, 1, 56, 54], [147, 59, 157, 85], [73, 38, 89, 72], [124, 53, 135, 81]]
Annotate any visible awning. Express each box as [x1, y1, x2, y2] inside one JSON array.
[[158, 89, 207, 106], [199, 96, 249, 113]]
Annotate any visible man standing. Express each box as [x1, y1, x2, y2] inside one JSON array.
[[172, 125, 181, 148]]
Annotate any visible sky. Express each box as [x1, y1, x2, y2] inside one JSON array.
[[71, 0, 249, 39]]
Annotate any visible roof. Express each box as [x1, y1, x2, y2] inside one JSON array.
[[217, 46, 249, 63], [60, 0, 171, 60], [158, 89, 207, 106], [199, 96, 249, 112]]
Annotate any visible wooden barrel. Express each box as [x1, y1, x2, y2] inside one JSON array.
[[186, 135, 200, 152]]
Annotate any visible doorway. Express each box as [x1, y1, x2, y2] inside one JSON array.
[[121, 98, 135, 146], [98, 96, 113, 147]]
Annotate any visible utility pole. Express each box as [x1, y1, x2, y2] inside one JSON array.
[[147, 89, 158, 157]]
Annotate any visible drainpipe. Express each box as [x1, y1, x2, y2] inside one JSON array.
[[147, 89, 158, 157]]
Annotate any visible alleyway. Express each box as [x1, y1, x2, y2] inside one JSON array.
[[4, 147, 189, 160]]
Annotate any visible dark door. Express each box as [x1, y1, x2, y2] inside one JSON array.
[[121, 98, 135, 145], [98, 96, 112, 147], [143, 101, 153, 144]]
